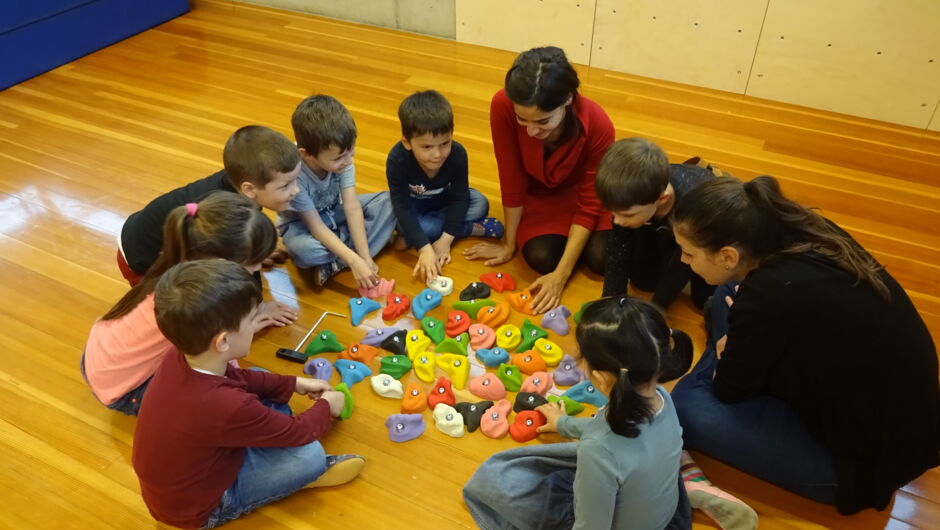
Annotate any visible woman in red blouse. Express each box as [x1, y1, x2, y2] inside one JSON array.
[[463, 46, 614, 313]]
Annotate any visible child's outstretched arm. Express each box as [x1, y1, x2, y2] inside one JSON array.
[[299, 208, 377, 289], [340, 187, 379, 272]]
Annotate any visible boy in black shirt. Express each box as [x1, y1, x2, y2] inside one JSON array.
[[596, 138, 714, 309], [386, 90, 503, 281]]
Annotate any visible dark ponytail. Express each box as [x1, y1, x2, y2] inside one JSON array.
[[576, 297, 682, 438], [102, 191, 276, 321], [505, 46, 581, 142], [673, 176, 889, 300]]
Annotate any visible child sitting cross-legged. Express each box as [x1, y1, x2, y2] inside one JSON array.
[[133, 259, 364, 529]]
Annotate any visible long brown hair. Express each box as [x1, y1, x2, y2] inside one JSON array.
[[673, 176, 889, 299], [102, 191, 276, 320]]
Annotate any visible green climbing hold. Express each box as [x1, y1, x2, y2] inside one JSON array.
[[380, 354, 413, 379], [516, 319, 548, 352], [304, 330, 344, 357], [334, 382, 354, 420], [436, 333, 469, 356], [573, 301, 594, 324], [451, 298, 496, 319], [548, 394, 585, 416], [496, 362, 523, 392], [421, 316, 446, 344]]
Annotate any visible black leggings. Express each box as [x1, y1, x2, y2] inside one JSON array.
[[521, 231, 609, 276]]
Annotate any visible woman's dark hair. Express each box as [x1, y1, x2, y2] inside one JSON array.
[[673, 175, 889, 299], [102, 191, 276, 321], [505, 46, 581, 142], [576, 297, 691, 438]]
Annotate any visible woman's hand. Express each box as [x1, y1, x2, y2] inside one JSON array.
[[529, 269, 570, 314], [463, 241, 514, 267], [535, 401, 566, 434]]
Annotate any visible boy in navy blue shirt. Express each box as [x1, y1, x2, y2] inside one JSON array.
[[386, 90, 503, 281]]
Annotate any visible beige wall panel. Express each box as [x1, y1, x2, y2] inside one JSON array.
[[240, 0, 398, 28], [455, 0, 596, 65], [398, 0, 456, 38], [591, 0, 768, 94], [930, 105, 940, 132], [747, 0, 940, 128]]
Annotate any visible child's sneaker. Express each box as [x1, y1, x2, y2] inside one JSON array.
[[475, 217, 505, 239], [315, 262, 339, 287], [308, 454, 365, 488]]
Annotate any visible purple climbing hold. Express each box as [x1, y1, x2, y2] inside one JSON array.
[[385, 413, 426, 442]]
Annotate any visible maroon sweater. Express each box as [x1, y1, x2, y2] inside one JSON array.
[[132, 352, 332, 528]]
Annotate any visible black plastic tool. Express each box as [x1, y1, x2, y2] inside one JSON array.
[[275, 310, 347, 363]]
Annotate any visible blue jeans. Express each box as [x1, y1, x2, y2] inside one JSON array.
[[79, 352, 150, 416], [280, 191, 396, 269], [404, 188, 489, 247], [670, 283, 839, 505], [203, 400, 328, 528]]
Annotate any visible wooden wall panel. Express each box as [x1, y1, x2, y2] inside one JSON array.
[[746, 0, 940, 128], [455, 0, 596, 65], [591, 0, 768, 94]]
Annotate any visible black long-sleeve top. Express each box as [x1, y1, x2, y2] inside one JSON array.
[[717, 249, 939, 514], [602, 164, 711, 306], [385, 140, 469, 249]]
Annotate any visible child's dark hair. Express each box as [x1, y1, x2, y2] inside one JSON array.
[[222, 125, 300, 188], [398, 90, 454, 140], [291, 95, 357, 156], [154, 259, 262, 356], [596, 138, 670, 210], [102, 191, 276, 321], [673, 175, 889, 300], [576, 297, 692, 438], [505, 46, 581, 144]]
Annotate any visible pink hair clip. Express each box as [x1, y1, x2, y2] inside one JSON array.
[[185, 202, 198, 217]]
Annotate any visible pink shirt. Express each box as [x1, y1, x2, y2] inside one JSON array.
[[84, 294, 176, 405]]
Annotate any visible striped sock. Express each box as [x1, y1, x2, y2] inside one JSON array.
[[680, 451, 710, 484]]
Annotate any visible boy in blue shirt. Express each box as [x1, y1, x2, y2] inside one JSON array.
[[386, 90, 503, 281], [279, 95, 396, 288]]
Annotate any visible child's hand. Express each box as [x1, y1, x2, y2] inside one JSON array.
[[252, 301, 299, 332], [349, 255, 380, 289], [535, 401, 566, 434], [413, 246, 441, 282], [320, 390, 346, 418], [463, 241, 514, 267], [431, 238, 453, 268], [295, 377, 332, 399]]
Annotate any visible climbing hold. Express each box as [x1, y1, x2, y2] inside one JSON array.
[[371, 373, 404, 398], [382, 292, 410, 322], [511, 351, 547, 375], [496, 363, 523, 392], [468, 372, 507, 401], [380, 329, 408, 356], [475, 347, 510, 367], [505, 288, 536, 315], [520, 371, 553, 396], [509, 410, 546, 442], [334, 382, 354, 420], [421, 316, 446, 344], [362, 327, 403, 347], [386, 413, 425, 442], [513, 391, 549, 412], [428, 376, 456, 409], [436, 333, 469, 356], [413, 352, 436, 383], [334, 359, 371, 387], [412, 288, 443, 319], [573, 301, 594, 324], [517, 319, 548, 352], [435, 353, 470, 389], [477, 302, 511, 327], [480, 399, 512, 439], [432, 403, 464, 437], [349, 296, 382, 326], [547, 395, 585, 416], [303, 330, 343, 357], [495, 324, 522, 351], [459, 281, 491, 301], [563, 380, 609, 408], [405, 329, 431, 359], [468, 323, 495, 350], [426, 275, 454, 296], [454, 401, 494, 433], [452, 298, 496, 319], [380, 354, 412, 379], [479, 271, 515, 293], [339, 342, 379, 364], [533, 338, 563, 366], [359, 277, 395, 298], [541, 305, 571, 336], [401, 381, 428, 413], [446, 310, 470, 337], [303, 356, 333, 380], [553, 354, 583, 386]]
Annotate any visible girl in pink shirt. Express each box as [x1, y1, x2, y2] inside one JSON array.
[[82, 191, 295, 414]]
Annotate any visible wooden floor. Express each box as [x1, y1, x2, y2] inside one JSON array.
[[1, 1, 938, 528]]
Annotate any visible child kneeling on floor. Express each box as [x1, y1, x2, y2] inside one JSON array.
[[132, 259, 363, 529]]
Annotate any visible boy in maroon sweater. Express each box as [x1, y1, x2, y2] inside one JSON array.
[[133, 260, 364, 528]]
